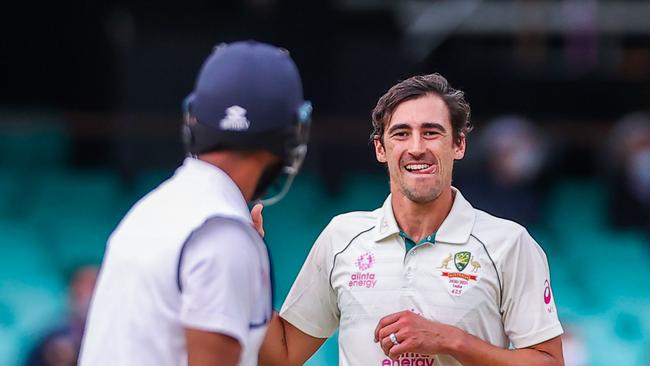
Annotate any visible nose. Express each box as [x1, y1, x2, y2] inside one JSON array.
[[407, 134, 425, 157]]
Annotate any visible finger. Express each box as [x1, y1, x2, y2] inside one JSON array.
[[376, 322, 401, 345], [388, 339, 410, 360], [251, 203, 265, 237], [380, 329, 405, 357], [374, 312, 404, 342], [380, 335, 394, 356]]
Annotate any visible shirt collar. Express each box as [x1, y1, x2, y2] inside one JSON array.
[[373, 195, 401, 242], [177, 157, 252, 224], [372, 187, 475, 245], [436, 187, 475, 244]]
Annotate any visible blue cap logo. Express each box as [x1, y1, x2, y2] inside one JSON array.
[[219, 105, 251, 131]]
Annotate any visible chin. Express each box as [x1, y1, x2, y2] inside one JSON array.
[[402, 188, 442, 204]]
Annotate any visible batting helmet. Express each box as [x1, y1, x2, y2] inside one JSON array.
[[182, 40, 312, 205]]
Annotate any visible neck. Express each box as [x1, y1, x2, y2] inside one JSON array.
[[391, 187, 455, 243], [197, 152, 271, 202]]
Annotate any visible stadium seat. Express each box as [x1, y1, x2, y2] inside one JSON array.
[[0, 223, 56, 279], [27, 169, 123, 219], [0, 327, 23, 366], [0, 116, 70, 170], [545, 179, 608, 238], [580, 315, 647, 366], [305, 331, 339, 366]]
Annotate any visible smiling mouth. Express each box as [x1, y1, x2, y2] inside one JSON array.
[[404, 163, 437, 174]]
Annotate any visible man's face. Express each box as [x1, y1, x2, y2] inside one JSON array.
[[374, 94, 465, 203]]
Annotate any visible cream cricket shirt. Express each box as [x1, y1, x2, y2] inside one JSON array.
[[79, 158, 271, 366], [280, 188, 563, 366]]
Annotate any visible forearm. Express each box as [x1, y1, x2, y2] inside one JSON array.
[[446, 330, 563, 366], [185, 328, 240, 366], [259, 312, 289, 366], [259, 311, 327, 366]]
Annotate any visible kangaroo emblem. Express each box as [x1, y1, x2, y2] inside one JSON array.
[[438, 253, 453, 269], [470, 256, 481, 272]]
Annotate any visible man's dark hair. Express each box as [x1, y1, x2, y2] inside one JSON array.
[[371, 73, 473, 144]]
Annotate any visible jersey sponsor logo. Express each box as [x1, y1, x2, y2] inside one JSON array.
[[438, 251, 481, 297], [219, 105, 251, 131], [543, 279, 556, 313], [356, 252, 375, 271], [349, 252, 377, 289], [543, 280, 552, 304], [381, 353, 434, 365]]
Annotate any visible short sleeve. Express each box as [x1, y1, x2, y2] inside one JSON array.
[[500, 230, 564, 348], [280, 224, 339, 338], [179, 217, 261, 346]]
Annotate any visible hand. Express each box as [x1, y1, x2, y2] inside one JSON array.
[[374, 310, 460, 360], [251, 203, 265, 237]]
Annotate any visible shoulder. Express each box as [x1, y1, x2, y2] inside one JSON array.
[[197, 215, 256, 234], [471, 208, 535, 257], [329, 209, 377, 230], [327, 209, 377, 239], [185, 216, 261, 260], [473, 209, 527, 240], [312, 209, 377, 255], [180, 216, 264, 288]]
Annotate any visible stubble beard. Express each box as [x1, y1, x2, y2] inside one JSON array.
[[400, 180, 443, 204], [392, 165, 444, 203]]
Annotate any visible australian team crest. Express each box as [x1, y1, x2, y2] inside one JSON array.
[[454, 251, 471, 272], [438, 251, 480, 297]]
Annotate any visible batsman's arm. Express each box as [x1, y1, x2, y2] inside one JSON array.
[[185, 328, 241, 366], [259, 311, 326, 366]]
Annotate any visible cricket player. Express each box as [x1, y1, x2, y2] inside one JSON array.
[[79, 41, 311, 366], [260, 73, 564, 366]]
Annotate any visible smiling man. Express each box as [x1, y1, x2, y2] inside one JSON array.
[[260, 73, 564, 366]]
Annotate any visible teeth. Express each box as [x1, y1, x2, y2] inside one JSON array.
[[405, 164, 430, 171]]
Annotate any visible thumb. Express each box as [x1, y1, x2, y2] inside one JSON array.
[[251, 203, 265, 237]]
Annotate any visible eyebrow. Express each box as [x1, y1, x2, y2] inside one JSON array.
[[387, 121, 447, 134]]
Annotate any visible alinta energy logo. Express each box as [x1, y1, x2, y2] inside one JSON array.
[[356, 252, 375, 271], [381, 353, 434, 366], [348, 252, 377, 289]]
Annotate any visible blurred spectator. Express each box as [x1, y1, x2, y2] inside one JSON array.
[[25, 266, 98, 366], [457, 115, 551, 227], [605, 111, 650, 234], [562, 325, 589, 366]]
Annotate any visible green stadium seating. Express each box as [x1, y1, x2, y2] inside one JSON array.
[[0, 327, 23, 366], [0, 223, 67, 364], [0, 116, 69, 170]]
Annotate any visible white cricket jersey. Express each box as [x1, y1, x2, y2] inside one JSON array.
[[79, 158, 271, 366], [280, 188, 563, 366]]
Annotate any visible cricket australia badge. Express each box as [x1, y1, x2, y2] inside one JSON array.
[[437, 251, 481, 296]]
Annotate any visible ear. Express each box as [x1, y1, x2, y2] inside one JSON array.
[[454, 133, 466, 160], [374, 136, 387, 163]]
